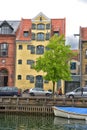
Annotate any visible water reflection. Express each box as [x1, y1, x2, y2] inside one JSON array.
[[54, 117, 87, 130], [0, 114, 86, 130]]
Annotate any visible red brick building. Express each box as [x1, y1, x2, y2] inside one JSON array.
[[0, 21, 19, 86]]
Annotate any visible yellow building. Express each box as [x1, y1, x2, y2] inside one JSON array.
[[15, 12, 65, 91]]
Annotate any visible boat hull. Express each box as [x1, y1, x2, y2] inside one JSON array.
[[52, 106, 87, 120]]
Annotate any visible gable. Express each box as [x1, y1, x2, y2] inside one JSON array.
[[32, 12, 50, 22]]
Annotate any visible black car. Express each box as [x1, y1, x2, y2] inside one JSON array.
[[0, 86, 22, 97]]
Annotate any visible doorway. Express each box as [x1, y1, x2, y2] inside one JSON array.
[[0, 69, 8, 86]]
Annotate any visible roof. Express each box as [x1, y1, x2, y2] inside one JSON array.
[[16, 19, 32, 40], [51, 18, 66, 36], [0, 20, 20, 34], [72, 50, 79, 61]]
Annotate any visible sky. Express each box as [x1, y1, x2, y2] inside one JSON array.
[[0, 0, 87, 49]]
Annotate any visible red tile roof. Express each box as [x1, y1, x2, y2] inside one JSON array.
[[72, 50, 79, 61], [51, 18, 66, 36], [16, 18, 31, 40]]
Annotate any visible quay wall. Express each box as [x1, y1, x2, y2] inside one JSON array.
[[0, 97, 87, 115]]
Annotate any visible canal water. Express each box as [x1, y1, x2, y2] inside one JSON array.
[[0, 113, 87, 130]]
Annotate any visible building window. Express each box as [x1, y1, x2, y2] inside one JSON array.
[[18, 59, 22, 64], [53, 31, 59, 36], [18, 45, 23, 50], [70, 62, 76, 70], [23, 31, 29, 37], [27, 45, 35, 54], [32, 33, 35, 40], [37, 24, 45, 30], [46, 33, 50, 40], [32, 24, 36, 29], [18, 75, 22, 80], [85, 65, 87, 74], [26, 75, 34, 83], [1, 26, 13, 34], [0, 43, 8, 57], [27, 60, 35, 68], [46, 24, 50, 29], [37, 33, 44, 41], [85, 49, 87, 58], [36, 45, 44, 54]]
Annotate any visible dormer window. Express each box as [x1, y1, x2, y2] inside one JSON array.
[[23, 31, 29, 37], [54, 31, 59, 36], [1, 26, 13, 34], [0, 21, 13, 34]]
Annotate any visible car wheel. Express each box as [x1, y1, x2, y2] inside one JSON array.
[[46, 93, 50, 96], [30, 93, 34, 96], [69, 95, 74, 99]]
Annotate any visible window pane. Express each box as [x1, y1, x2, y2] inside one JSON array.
[[46, 24, 50, 29], [27, 45, 35, 54], [18, 75, 22, 80], [37, 33, 44, 41], [18, 60, 22, 64], [32, 24, 36, 29], [0, 43, 8, 57], [70, 62, 76, 70], [19, 45, 22, 50], [26, 75, 34, 83], [46, 33, 50, 40], [23, 31, 29, 37], [1, 26, 13, 34], [37, 24, 45, 30], [32, 33, 35, 40], [36, 46, 44, 54], [27, 60, 35, 68]]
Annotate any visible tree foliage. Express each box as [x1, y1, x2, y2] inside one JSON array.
[[34, 35, 76, 94]]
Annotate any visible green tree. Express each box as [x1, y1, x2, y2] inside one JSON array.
[[34, 35, 75, 95]]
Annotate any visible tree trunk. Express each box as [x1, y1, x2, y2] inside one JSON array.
[[53, 81, 55, 96]]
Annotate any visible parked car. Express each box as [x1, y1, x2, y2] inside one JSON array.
[[0, 86, 22, 97], [65, 87, 87, 99], [29, 87, 52, 96]]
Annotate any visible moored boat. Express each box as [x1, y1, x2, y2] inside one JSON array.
[[52, 106, 87, 120]]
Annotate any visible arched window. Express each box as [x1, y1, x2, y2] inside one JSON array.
[[37, 24, 45, 30], [36, 45, 44, 54], [0, 43, 8, 57], [37, 33, 44, 41]]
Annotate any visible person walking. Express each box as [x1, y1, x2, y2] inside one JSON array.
[[58, 88, 62, 96]]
